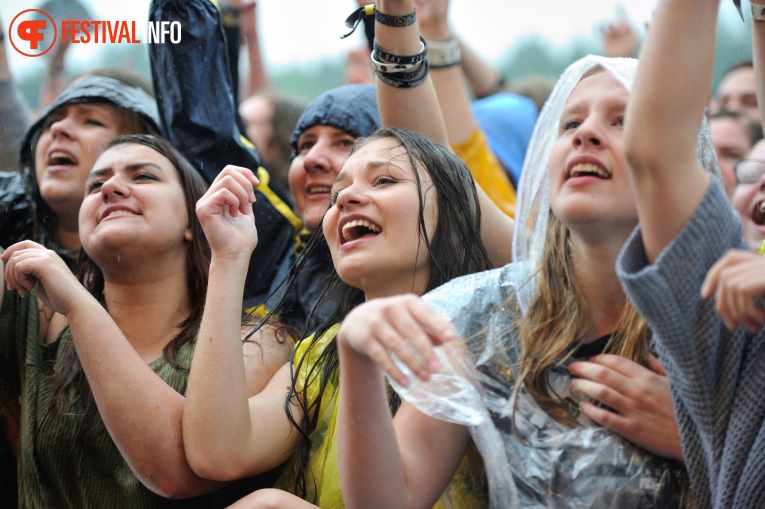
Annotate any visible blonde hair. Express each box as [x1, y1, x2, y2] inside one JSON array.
[[515, 211, 651, 427]]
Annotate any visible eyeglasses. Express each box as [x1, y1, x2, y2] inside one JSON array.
[[734, 159, 765, 184]]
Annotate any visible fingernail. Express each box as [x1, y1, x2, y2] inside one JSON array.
[[428, 359, 440, 372], [442, 328, 457, 342], [418, 368, 430, 380]]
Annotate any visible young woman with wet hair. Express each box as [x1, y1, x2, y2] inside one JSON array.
[[332, 3, 728, 498], [183, 0, 515, 506], [183, 126, 494, 508], [0, 134, 291, 507]]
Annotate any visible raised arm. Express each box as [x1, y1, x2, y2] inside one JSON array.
[[374, 0, 447, 145], [239, 2, 270, 96], [622, 0, 716, 263], [183, 166, 298, 481], [417, 0, 516, 244], [373, 0, 513, 264], [0, 18, 32, 173], [337, 295, 470, 509]]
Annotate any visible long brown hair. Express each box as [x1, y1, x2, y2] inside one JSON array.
[[515, 211, 651, 427], [282, 127, 494, 501], [50, 135, 210, 443]]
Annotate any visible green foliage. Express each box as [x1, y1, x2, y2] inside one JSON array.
[[270, 58, 347, 102]]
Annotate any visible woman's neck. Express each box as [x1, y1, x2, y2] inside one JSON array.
[[363, 278, 429, 301], [569, 235, 628, 342], [101, 261, 192, 362]]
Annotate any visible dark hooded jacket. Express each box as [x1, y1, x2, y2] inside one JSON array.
[[0, 76, 160, 268], [260, 85, 381, 335]]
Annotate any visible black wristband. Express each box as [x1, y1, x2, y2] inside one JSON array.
[[373, 36, 428, 66], [374, 7, 416, 28], [375, 60, 430, 89]]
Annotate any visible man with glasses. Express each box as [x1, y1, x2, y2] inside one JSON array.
[[732, 142, 765, 251]]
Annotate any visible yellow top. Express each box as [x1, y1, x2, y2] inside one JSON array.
[[452, 128, 517, 218], [275, 326, 488, 508]]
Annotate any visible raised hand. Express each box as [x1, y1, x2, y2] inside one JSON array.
[[414, 0, 450, 40], [337, 294, 458, 387], [568, 354, 683, 462], [701, 249, 765, 331], [600, 18, 639, 58], [195, 165, 259, 262], [2, 241, 90, 315]]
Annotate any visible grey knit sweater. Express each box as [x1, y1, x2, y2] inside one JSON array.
[[618, 182, 765, 508]]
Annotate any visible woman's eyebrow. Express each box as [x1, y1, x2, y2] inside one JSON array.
[[88, 161, 165, 178]]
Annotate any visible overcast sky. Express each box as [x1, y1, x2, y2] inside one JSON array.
[[0, 0, 747, 77]]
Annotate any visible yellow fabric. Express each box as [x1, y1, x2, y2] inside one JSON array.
[[274, 327, 488, 508], [451, 128, 516, 218], [275, 325, 344, 508], [255, 166, 303, 232]]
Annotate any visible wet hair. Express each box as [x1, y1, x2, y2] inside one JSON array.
[[280, 127, 494, 500], [515, 211, 651, 427], [514, 64, 652, 427], [51, 134, 210, 446]]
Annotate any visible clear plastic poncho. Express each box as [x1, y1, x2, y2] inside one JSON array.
[[392, 56, 719, 509]]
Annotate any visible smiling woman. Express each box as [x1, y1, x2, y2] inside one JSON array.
[[0, 76, 160, 268], [0, 134, 292, 507], [332, 55, 712, 509], [324, 136, 437, 299], [79, 142, 193, 263], [180, 127, 495, 509]]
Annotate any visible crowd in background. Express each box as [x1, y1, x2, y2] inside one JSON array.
[[0, 0, 764, 508]]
